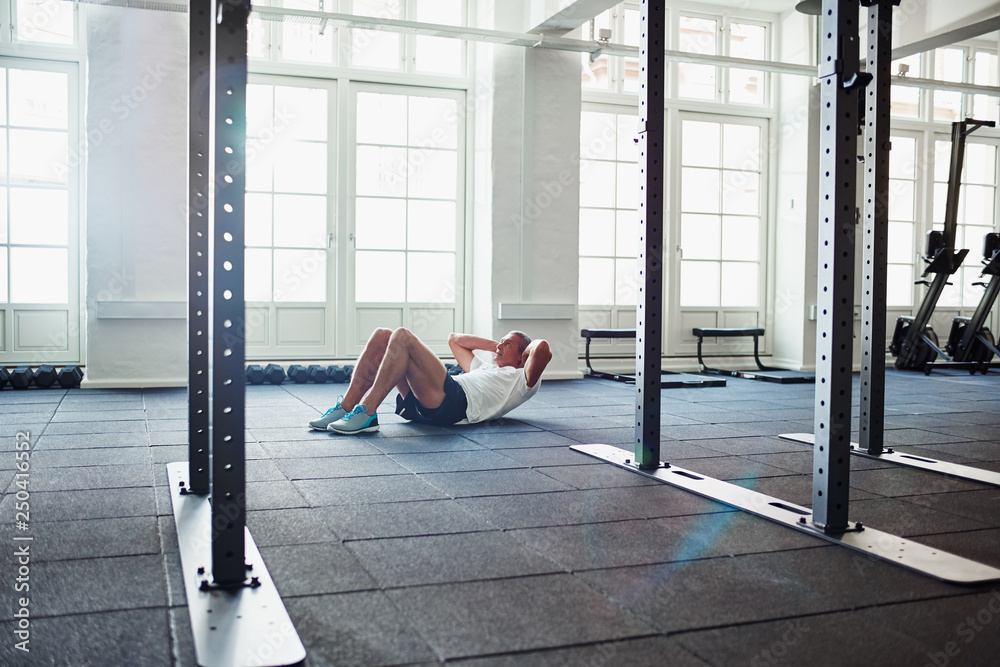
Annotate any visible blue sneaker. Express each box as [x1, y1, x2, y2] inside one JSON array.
[[309, 396, 346, 430], [329, 404, 379, 434]]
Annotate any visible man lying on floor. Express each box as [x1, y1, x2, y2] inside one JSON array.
[[308, 328, 552, 434]]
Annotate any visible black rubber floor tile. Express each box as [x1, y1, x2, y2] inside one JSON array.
[[259, 543, 378, 596], [512, 512, 817, 571], [895, 489, 1000, 528], [606, 484, 738, 520], [664, 424, 759, 440], [533, 463, 662, 491], [449, 635, 709, 667], [883, 428, 975, 445], [317, 498, 488, 540], [245, 480, 311, 510], [388, 574, 654, 659], [34, 432, 149, 451], [369, 434, 483, 455], [746, 450, 893, 475], [911, 441, 1000, 462], [347, 531, 562, 587], [294, 474, 448, 506], [0, 608, 172, 667], [275, 454, 410, 480], [856, 591, 1000, 661], [146, 419, 186, 432], [30, 555, 167, 616], [696, 435, 812, 456], [577, 547, 956, 635], [29, 446, 150, 468], [145, 408, 188, 421], [848, 496, 993, 537], [51, 409, 147, 422], [262, 437, 384, 458], [284, 591, 438, 666], [674, 609, 934, 667], [420, 468, 575, 497], [722, 420, 815, 436], [550, 427, 636, 446], [28, 463, 153, 492], [0, 486, 156, 523], [730, 475, 881, 505], [28, 516, 160, 562], [246, 507, 340, 546], [456, 488, 651, 529], [850, 467, 990, 497], [462, 430, 584, 449], [669, 455, 791, 481], [44, 420, 147, 435], [908, 529, 1000, 569], [939, 411, 1000, 425], [390, 449, 524, 474], [488, 445, 595, 467]]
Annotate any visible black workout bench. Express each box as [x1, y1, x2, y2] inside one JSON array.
[[692, 327, 814, 384], [581, 328, 725, 388]]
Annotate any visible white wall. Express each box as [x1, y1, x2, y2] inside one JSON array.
[[772, 11, 818, 371], [83, 9, 189, 387], [481, 1, 583, 378]]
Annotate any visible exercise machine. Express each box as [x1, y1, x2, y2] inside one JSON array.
[[693, 327, 815, 384], [890, 118, 994, 372], [937, 232, 1000, 373]]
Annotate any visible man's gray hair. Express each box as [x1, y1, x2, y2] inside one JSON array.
[[510, 331, 531, 354]]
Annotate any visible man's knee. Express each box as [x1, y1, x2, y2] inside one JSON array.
[[390, 327, 415, 344], [370, 327, 393, 343]]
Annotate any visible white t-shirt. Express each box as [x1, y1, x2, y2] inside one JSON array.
[[453, 355, 540, 423]]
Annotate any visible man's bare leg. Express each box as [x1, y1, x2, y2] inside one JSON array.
[[340, 327, 409, 411], [357, 328, 448, 415]]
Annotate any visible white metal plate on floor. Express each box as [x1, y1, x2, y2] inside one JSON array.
[[167, 462, 307, 667], [570, 444, 1000, 585], [779, 433, 1000, 489]]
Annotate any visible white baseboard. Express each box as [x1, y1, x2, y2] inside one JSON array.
[[81, 378, 187, 389]]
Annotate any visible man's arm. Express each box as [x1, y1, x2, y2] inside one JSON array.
[[521, 339, 552, 388], [448, 333, 497, 373]]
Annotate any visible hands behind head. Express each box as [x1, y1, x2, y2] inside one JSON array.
[[518, 347, 529, 369]]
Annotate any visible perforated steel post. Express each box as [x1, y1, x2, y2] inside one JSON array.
[[212, 0, 249, 586], [858, 0, 894, 456], [187, 0, 212, 496], [634, 0, 665, 470], [814, 0, 865, 532]]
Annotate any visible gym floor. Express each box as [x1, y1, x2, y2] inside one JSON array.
[[1, 370, 999, 666]]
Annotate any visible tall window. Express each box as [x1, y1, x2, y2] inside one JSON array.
[[245, 83, 331, 305], [13, 0, 76, 45], [243, 79, 334, 357], [578, 109, 638, 309], [352, 89, 462, 307], [887, 135, 919, 307], [678, 117, 764, 309], [581, 4, 641, 94], [891, 53, 922, 119], [0, 59, 79, 364], [677, 14, 768, 105], [933, 138, 998, 308], [0, 65, 70, 305]]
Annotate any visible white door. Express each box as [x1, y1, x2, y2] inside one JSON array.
[[0, 59, 80, 364], [345, 83, 466, 356], [243, 75, 337, 360]]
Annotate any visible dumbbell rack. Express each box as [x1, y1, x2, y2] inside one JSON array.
[[166, 2, 306, 666]]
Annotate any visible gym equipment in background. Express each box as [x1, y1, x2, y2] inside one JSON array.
[[936, 232, 1000, 373], [693, 327, 815, 384], [580, 328, 726, 388], [890, 118, 994, 372]]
